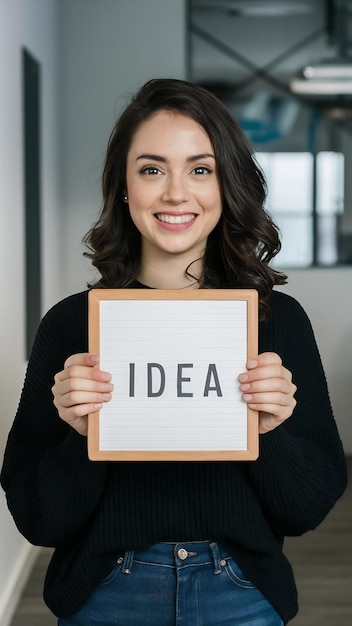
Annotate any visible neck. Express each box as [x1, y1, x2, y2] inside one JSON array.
[[138, 252, 203, 290]]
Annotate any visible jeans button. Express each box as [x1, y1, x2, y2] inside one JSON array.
[[177, 548, 188, 560]]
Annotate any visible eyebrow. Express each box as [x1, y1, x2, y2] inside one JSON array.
[[135, 153, 215, 163]]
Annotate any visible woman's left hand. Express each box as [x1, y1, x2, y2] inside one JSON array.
[[238, 352, 297, 434]]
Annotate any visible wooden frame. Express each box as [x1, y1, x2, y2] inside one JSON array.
[[88, 289, 258, 461]]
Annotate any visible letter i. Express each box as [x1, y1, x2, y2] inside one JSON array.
[[129, 363, 135, 397]]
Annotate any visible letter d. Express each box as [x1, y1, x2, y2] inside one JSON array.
[[147, 363, 165, 397]]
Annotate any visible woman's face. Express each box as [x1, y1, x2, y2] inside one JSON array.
[[125, 110, 222, 265]]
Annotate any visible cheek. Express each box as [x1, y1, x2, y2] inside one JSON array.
[[202, 188, 222, 215], [127, 193, 146, 221], [195, 179, 221, 203], [128, 184, 156, 211], [128, 206, 144, 231], [127, 193, 155, 233]]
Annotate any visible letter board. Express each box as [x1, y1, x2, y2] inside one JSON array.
[[88, 289, 258, 461]]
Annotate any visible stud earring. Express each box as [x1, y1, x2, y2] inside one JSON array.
[[123, 195, 128, 202]]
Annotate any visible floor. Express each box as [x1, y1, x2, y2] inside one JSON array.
[[10, 457, 351, 626]]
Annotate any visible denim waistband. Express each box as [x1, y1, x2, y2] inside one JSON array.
[[118, 541, 232, 574]]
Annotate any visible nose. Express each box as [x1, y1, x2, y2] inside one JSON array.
[[161, 173, 189, 204]]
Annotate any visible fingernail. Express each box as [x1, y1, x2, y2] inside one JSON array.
[[90, 355, 99, 363], [101, 373, 111, 381], [242, 393, 253, 401], [240, 383, 250, 391], [247, 360, 258, 369], [238, 373, 248, 382]]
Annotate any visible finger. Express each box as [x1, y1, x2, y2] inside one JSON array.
[[55, 376, 114, 396], [247, 352, 282, 369], [60, 401, 104, 419], [239, 353, 284, 384], [239, 364, 289, 386], [243, 391, 294, 408], [55, 364, 112, 384], [63, 353, 99, 369], [56, 389, 113, 409], [239, 377, 293, 394], [52, 372, 113, 405]]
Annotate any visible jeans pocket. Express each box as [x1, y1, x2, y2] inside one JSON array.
[[224, 558, 256, 589], [100, 558, 124, 586]]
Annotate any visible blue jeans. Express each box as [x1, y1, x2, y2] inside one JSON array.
[[58, 541, 284, 625]]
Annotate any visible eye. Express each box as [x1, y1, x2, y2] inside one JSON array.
[[191, 166, 213, 175], [140, 166, 162, 176]]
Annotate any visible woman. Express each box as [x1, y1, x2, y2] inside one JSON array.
[[1, 79, 347, 625]]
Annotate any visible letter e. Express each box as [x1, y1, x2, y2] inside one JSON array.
[[177, 364, 193, 397]]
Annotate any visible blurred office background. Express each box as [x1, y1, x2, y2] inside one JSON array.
[[0, 1, 351, 625]]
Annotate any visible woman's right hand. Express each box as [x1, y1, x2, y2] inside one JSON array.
[[52, 353, 114, 436]]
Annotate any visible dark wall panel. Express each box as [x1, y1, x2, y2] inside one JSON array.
[[23, 48, 41, 359]]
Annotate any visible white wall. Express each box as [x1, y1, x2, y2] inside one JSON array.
[[58, 0, 187, 295], [278, 268, 352, 454], [0, 1, 61, 624]]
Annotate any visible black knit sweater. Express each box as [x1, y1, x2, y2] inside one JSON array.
[[1, 288, 347, 624]]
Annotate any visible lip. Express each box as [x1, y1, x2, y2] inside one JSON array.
[[154, 212, 197, 231]]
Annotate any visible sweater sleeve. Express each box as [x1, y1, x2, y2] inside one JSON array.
[[0, 293, 108, 548], [246, 292, 347, 537]]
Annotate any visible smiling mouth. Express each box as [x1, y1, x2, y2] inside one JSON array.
[[155, 213, 196, 224]]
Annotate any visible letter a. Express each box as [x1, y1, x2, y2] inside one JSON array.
[[203, 364, 222, 397]]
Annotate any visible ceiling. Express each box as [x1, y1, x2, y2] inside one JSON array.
[[190, 0, 321, 17], [189, 0, 352, 141], [189, 0, 352, 83]]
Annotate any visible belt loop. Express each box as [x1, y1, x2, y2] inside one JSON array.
[[209, 542, 222, 574], [121, 550, 134, 574]]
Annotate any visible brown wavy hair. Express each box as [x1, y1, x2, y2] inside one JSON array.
[[83, 78, 287, 320]]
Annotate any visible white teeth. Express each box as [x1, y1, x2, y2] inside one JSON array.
[[156, 214, 195, 224]]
